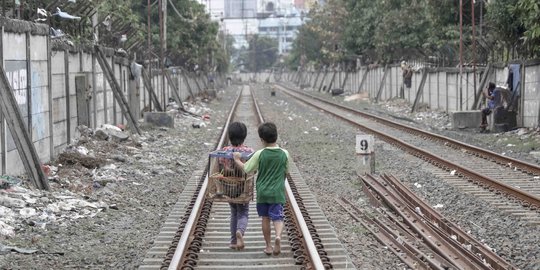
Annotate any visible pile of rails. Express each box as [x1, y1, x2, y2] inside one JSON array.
[[338, 174, 516, 270]]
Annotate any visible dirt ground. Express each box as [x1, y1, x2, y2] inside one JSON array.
[[1, 84, 539, 269]]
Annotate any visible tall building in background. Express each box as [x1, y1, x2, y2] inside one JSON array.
[[199, 0, 306, 52], [258, 6, 305, 55], [224, 0, 257, 18]]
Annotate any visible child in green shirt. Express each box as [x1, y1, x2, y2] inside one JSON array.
[[233, 122, 290, 256]]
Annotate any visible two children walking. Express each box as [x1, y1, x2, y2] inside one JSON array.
[[223, 121, 290, 256]]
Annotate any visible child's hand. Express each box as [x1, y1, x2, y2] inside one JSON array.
[[233, 152, 241, 160]]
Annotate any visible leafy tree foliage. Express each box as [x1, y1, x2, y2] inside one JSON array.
[[288, 0, 347, 68], [238, 35, 278, 72], [290, 0, 540, 66], [131, 0, 225, 72], [39, 0, 230, 72], [515, 0, 540, 56]]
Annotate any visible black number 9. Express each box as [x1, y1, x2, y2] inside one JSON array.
[[360, 139, 368, 151]]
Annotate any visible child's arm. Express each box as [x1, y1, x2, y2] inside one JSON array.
[[233, 152, 246, 171]]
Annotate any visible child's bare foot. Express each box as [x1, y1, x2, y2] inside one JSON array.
[[229, 243, 237, 249], [273, 237, 281, 255], [235, 231, 244, 250], [263, 247, 273, 255]]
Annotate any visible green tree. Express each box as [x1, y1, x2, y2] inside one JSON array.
[[132, 0, 229, 72], [516, 0, 540, 57], [485, 0, 524, 57], [288, 0, 348, 67], [244, 35, 278, 72]]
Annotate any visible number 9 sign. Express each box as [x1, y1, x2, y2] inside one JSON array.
[[356, 135, 374, 154]]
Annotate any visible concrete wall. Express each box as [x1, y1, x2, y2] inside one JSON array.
[[279, 60, 540, 129], [0, 19, 204, 177], [523, 63, 540, 127]]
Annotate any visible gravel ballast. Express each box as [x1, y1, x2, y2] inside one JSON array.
[[0, 84, 539, 269]]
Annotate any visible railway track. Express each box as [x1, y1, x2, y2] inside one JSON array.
[[338, 174, 516, 270], [139, 85, 355, 269], [275, 84, 540, 224]]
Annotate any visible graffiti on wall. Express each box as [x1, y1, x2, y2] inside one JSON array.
[[4, 60, 28, 151]]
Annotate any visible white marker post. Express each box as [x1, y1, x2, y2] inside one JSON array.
[[356, 134, 375, 175]]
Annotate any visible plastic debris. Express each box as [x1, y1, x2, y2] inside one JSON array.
[[0, 221, 15, 237], [52, 7, 81, 20], [0, 175, 22, 189], [414, 207, 424, 216]]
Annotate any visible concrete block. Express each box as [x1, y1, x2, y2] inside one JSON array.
[[144, 112, 174, 128], [450, 110, 482, 129]]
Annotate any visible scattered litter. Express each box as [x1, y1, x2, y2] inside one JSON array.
[[19, 208, 36, 218], [304, 131, 309, 134], [344, 93, 368, 102], [102, 164, 117, 170], [311, 126, 319, 131], [414, 207, 423, 216], [413, 182, 422, 188], [77, 146, 89, 155], [433, 204, 444, 209], [450, 170, 456, 175], [0, 244, 63, 255], [288, 117, 293, 121], [132, 182, 143, 186], [0, 175, 22, 189], [0, 221, 15, 237], [52, 7, 81, 20]]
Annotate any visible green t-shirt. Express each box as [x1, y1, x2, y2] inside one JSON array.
[[243, 146, 290, 204]]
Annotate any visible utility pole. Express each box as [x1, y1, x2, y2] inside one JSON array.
[[164, 0, 168, 50], [147, 0, 153, 111], [159, 0, 165, 106], [459, 0, 463, 110], [472, 0, 476, 103]]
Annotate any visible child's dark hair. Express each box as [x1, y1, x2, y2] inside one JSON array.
[[488, 82, 496, 90], [228, 122, 247, 146], [258, 122, 278, 143]]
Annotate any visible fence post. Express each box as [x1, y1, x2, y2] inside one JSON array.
[[472, 64, 492, 110], [375, 65, 389, 103], [411, 68, 429, 113], [0, 64, 50, 190], [94, 46, 140, 134], [357, 67, 369, 94], [141, 67, 163, 111]]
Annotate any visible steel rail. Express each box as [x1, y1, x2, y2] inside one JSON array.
[[285, 180, 326, 269], [380, 173, 515, 270], [361, 174, 490, 270], [278, 83, 540, 176], [252, 86, 326, 269], [276, 85, 540, 210], [167, 87, 243, 269], [336, 198, 448, 270], [168, 86, 326, 269]]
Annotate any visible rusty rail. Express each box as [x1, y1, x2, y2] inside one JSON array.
[[359, 174, 517, 270]]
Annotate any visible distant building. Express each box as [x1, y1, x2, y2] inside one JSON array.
[[198, 0, 306, 50], [258, 7, 305, 55], [224, 0, 257, 18]]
